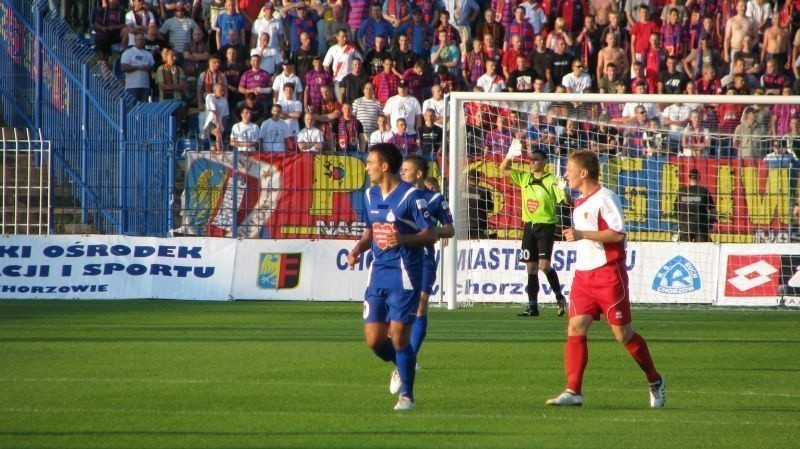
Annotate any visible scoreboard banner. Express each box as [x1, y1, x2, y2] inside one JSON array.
[[0, 235, 795, 306]]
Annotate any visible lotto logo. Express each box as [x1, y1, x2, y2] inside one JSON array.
[[724, 255, 781, 296]]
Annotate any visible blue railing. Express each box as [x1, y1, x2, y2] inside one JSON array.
[[0, 0, 180, 236]]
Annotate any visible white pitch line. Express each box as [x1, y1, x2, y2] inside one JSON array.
[[0, 407, 797, 428]]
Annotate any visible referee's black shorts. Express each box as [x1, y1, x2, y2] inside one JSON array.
[[519, 222, 557, 262]]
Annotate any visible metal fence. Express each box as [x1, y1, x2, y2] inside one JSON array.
[[0, 0, 180, 236], [1, 128, 51, 235]]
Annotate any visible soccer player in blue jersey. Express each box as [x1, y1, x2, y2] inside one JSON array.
[[400, 155, 455, 366], [347, 143, 437, 411]]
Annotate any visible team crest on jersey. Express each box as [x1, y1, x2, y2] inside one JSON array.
[[386, 211, 396, 222], [373, 222, 395, 249], [526, 199, 540, 213]]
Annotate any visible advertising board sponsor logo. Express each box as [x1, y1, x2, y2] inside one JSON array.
[[258, 253, 302, 289], [724, 255, 781, 296], [652, 255, 701, 294]]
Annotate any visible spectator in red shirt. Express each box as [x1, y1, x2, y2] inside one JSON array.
[[630, 61, 657, 93], [630, 4, 659, 66], [372, 56, 401, 105], [695, 64, 722, 95], [501, 35, 526, 81], [462, 37, 486, 90], [642, 32, 667, 84], [402, 59, 430, 104]]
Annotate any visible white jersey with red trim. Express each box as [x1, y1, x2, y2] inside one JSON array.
[[571, 185, 627, 271]]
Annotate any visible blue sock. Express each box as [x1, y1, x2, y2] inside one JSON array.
[[411, 315, 428, 355], [372, 338, 396, 363], [395, 345, 416, 399]]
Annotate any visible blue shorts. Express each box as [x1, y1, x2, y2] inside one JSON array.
[[363, 286, 419, 324], [421, 257, 437, 294]]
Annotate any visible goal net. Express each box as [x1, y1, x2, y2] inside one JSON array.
[[441, 92, 800, 309]]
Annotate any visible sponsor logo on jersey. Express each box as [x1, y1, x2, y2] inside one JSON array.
[[415, 198, 430, 219], [652, 255, 701, 294], [257, 252, 302, 289], [724, 255, 781, 296], [373, 222, 395, 250]]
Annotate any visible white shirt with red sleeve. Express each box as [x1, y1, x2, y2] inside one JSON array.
[[571, 185, 627, 271]]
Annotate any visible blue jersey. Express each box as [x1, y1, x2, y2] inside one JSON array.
[[365, 181, 434, 290], [422, 189, 453, 262]]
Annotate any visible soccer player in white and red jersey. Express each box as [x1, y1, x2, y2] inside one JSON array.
[[546, 150, 665, 408], [347, 143, 436, 411]]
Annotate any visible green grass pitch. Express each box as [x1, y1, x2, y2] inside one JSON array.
[[0, 300, 797, 449]]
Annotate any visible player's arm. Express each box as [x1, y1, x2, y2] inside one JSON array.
[[564, 228, 624, 243], [390, 193, 438, 247], [347, 227, 373, 268], [391, 226, 436, 247], [437, 223, 455, 239], [499, 137, 523, 172], [553, 176, 572, 205]]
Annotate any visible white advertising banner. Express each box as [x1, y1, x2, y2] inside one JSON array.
[[451, 241, 718, 304], [716, 244, 800, 307], [628, 242, 718, 304], [2, 235, 794, 306], [230, 239, 366, 301], [0, 235, 236, 300]]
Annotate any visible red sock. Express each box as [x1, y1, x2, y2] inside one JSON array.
[[565, 335, 588, 394], [625, 332, 660, 383]]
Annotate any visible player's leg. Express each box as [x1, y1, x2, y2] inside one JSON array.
[[411, 292, 429, 355], [547, 313, 593, 406], [538, 225, 566, 315], [603, 264, 665, 407], [547, 269, 597, 406], [518, 223, 540, 316], [411, 258, 435, 356], [387, 289, 420, 409], [363, 290, 395, 363], [565, 313, 593, 393]]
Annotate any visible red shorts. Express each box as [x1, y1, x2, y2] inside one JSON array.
[[568, 260, 631, 325]]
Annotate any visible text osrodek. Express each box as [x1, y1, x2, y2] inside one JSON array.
[[0, 244, 204, 259]]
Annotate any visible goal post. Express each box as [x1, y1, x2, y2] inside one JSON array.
[[441, 92, 800, 310]]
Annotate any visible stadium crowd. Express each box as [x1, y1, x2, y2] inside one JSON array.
[[58, 0, 800, 161]]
